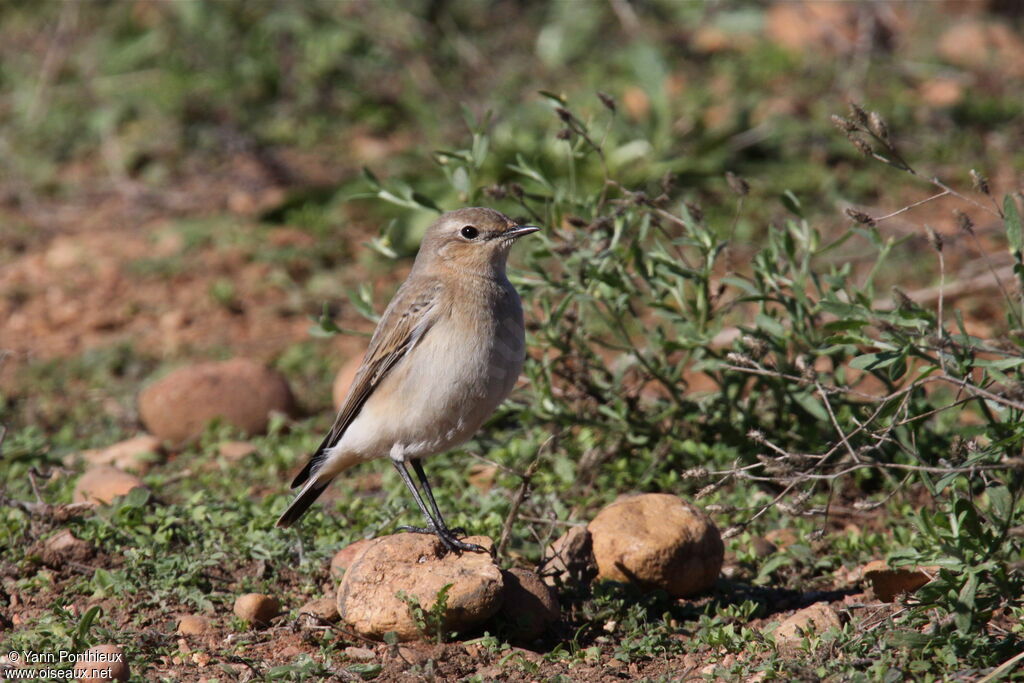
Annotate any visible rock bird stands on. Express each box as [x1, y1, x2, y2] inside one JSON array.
[[277, 207, 538, 552]]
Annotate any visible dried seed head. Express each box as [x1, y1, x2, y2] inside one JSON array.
[[740, 335, 768, 358], [682, 467, 709, 480], [556, 128, 572, 140], [509, 182, 524, 199], [845, 207, 876, 226], [868, 111, 890, 142], [721, 526, 742, 540], [892, 286, 915, 310], [970, 169, 990, 195], [747, 429, 765, 443], [555, 107, 573, 123], [597, 91, 616, 113], [725, 171, 750, 196], [925, 225, 944, 252], [727, 352, 755, 367], [850, 136, 873, 157], [954, 209, 975, 234], [567, 216, 588, 228], [831, 114, 857, 133], [660, 172, 676, 195], [696, 483, 720, 499], [484, 185, 507, 199], [849, 102, 869, 127]]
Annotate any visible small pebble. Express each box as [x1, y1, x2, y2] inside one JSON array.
[[233, 593, 281, 627]]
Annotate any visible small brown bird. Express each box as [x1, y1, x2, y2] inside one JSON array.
[[276, 207, 538, 552]]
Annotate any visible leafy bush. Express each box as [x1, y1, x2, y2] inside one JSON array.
[[338, 96, 1024, 672]]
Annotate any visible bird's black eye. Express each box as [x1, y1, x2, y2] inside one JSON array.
[[460, 225, 479, 239]]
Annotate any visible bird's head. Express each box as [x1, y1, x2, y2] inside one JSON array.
[[415, 207, 539, 277]]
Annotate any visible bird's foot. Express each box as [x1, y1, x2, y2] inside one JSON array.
[[396, 524, 485, 554]]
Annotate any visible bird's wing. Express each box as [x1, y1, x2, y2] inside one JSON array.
[[290, 279, 443, 488]]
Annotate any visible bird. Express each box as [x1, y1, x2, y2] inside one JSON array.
[[276, 207, 539, 552]]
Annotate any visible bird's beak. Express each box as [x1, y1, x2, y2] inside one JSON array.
[[505, 225, 540, 239]]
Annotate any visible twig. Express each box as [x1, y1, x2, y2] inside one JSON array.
[[871, 190, 950, 223], [495, 440, 552, 565]]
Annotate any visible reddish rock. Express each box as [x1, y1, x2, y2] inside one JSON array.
[[73, 466, 147, 505], [542, 525, 596, 588], [233, 593, 281, 627], [336, 534, 503, 641], [496, 569, 560, 641], [330, 538, 376, 579], [773, 603, 842, 651], [176, 615, 211, 635], [299, 597, 339, 624], [77, 643, 129, 682], [38, 529, 94, 568], [862, 560, 936, 602], [139, 359, 294, 445], [588, 494, 723, 598], [79, 435, 164, 474]]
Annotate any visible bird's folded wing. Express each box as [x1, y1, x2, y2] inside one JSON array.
[[290, 280, 443, 488]]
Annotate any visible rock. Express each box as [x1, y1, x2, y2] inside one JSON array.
[[938, 20, 1024, 76], [765, 2, 858, 54], [764, 528, 799, 549], [77, 643, 129, 682], [332, 354, 364, 410], [344, 646, 376, 661], [330, 538, 375, 579], [176, 615, 211, 635], [73, 466, 147, 505], [918, 78, 964, 107], [496, 569, 560, 642], [299, 597, 339, 624], [233, 593, 281, 627], [542, 525, 596, 588], [217, 441, 258, 461], [336, 534, 504, 641], [773, 603, 841, 650], [588, 494, 723, 598], [751, 536, 778, 559], [138, 359, 295, 445], [467, 463, 498, 493], [38, 529, 94, 568], [862, 560, 935, 602], [79, 435, 164, 474]]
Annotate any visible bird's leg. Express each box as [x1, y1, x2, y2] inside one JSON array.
[[391, 459, 484, 553], [410, 459, 468, 537]]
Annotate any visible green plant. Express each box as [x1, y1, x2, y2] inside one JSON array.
[[398, 583, 454, 645]]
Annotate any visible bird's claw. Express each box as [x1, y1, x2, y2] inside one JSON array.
[[396, 524, 485, 554]]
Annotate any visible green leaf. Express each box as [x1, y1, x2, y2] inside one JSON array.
[[471, 133, 489, 169], [953, 571, 979, 632], [823, 319, 870, 333], [411, 192, 442, 213], [986, 485, 1012, 521], [780, 190, 803, 217], [850, 351, 902, 371], [793, 391, 829, 422], [537, 89, 567, 106], [1005, 194, 1022, 255], [754, 313, 786, 339]]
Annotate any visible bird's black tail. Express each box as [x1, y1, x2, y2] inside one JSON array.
[[276, 477, 331, 528]]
